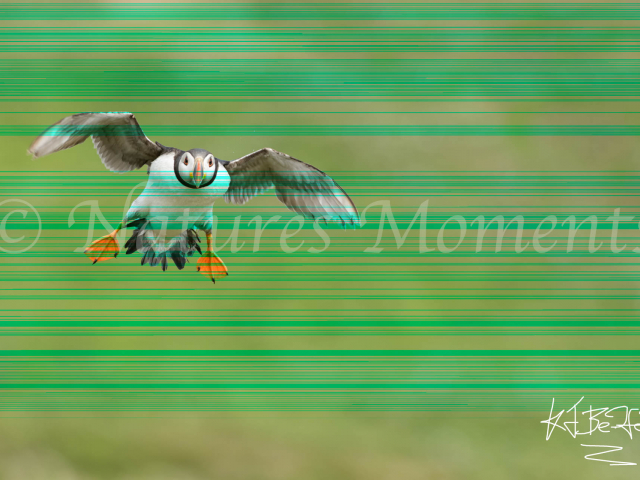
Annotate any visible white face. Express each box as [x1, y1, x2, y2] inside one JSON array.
[[176, 152, 217, 188]]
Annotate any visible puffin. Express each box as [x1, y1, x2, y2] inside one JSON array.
[[28, 112, 359, 282]]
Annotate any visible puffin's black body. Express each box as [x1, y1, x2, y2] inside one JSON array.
[[123, 219, 202, 271]]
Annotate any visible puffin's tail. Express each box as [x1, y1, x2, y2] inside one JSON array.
[[124, 219, 202, 271]]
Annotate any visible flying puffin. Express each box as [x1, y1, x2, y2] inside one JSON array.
[[28, 112, 359, 282]]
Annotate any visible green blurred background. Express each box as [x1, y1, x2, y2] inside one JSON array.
[[2, 1, 640, 478]]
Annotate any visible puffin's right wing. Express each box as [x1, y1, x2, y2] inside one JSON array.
[[224, 148, 360, 227], [28, 112, 164, 173]]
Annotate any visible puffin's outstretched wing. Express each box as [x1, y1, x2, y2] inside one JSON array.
[[223, 148, 360, 226], [28, 112, 164, 173]]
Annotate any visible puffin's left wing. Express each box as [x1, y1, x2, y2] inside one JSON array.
[[224, 148, 360, 227], [28, 112, 164, 173]]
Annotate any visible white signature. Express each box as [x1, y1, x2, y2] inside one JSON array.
[[542, 397, 640, 466]]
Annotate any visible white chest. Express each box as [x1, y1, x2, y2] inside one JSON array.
[[128, 151, 231, 225]]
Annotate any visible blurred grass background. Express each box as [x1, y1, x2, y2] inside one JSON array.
[[2, 0, 640, 478]]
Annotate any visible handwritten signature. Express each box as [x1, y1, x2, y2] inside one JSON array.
[[542, 397, 640, 466]]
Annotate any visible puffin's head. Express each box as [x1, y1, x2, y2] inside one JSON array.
[[174, 148, 219, 189]]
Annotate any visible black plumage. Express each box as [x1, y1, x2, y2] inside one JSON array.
[[124, 221, 201, 271]]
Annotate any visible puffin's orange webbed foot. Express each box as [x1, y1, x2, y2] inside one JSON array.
[[85, 232, 120, 264], [197, 251, 229, 283]]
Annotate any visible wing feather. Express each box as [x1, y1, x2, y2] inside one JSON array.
[[28, 112, 164, 172], [224, 148, 359, 226]]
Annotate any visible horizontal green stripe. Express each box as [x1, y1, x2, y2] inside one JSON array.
[[0, 350, 636, 356], [0, 383, 631, 389], [3, 3, 640, 21], [12, 125, 640, 136], [4, 59, 640, 99]]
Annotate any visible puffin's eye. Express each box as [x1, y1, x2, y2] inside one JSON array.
[[208, 157, 213, 167], [183, 157, 189, 166]]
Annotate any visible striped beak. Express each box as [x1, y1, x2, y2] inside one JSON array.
[[192, 156, 204, 187]]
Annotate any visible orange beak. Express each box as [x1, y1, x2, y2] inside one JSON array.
[[193, 156, 204, 187]]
